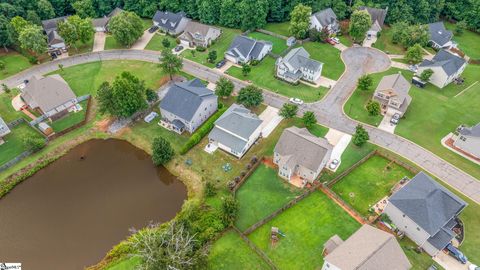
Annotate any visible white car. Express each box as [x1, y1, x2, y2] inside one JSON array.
[[289, 98, 304, 105], [329, 159, 339, 169], [331, 37, 340, 44], [469, 264, 479, 270]]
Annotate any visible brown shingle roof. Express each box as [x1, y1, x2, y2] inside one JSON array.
[[21, 75, 76, 113]]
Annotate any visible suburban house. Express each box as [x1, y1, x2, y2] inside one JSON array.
[[178, 21, 221, 48], [428, 22, 455, 49], [224, 35, 272, 64], [310, 8, 339, 33], [417, 50, 467, 89], [383, 172, 467, 256], [92, 8, 124, 32], [153, 10, 190, 35], [159, 79, 218, 134], [322, 224, 411, 270], [373, 73, 412, 116], [208, 104, 263, 158], [358, 6, 388, 37], [41, 16, 69, 51], [275, 47, 323, 84], [453, 123, 480, 159], [20, 75, 78, 121], [273, 127, 332, 185], [0, 116, 11, 144]]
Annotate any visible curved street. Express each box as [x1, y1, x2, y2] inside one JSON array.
[[1, 48, 479, 203]]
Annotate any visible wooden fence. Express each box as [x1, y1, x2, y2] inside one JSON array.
[[232, 226, 278, 270], [231, 156, 264, 194], [47, 96, 92, 140], [326, 150, 376, 187]]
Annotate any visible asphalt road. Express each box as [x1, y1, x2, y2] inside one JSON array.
[[1, 48, 479, 203]]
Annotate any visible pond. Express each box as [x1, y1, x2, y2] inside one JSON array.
[[0, 139, 187, 270]]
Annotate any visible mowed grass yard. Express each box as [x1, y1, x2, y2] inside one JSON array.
[[50, 100, 89, 133], [372, 26, 405, 55], [144, 33, 177, 51], [235, 164, 302, 231], [0, 52, 32, 80], [445, 21, 480, 60], [208, 230, 270, 270], [182, 27, 241, 68], [331, 155, 415, 216], [302, 41, 345, 80], [344, 65, 480, 180], [226, 56, 328, 102], [247, 31, 288, 55], [262, 22, 290, 37], [0, 123, 44, 166], [248, 191, 360, 270]]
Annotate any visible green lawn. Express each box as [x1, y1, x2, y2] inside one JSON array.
[[104, 35, 127, 50], [372, 26, 405, 55], [145, 33, 177, 51], [248, 191, 360, 270], [400, 238, 442, 270], [263, 22, 290, 37], [445, 21, 480, 60], [247, 31, 288, 55], [106, 256, 141, 270], [69, 38, 94, 55], [208, 230, 270, 270], [0, 123, 44, 166], [338, 34, 353, 47], [226, 56, 327, 102], [182, 27, 241, 68], [0, 90, 29, 122], [332, 155, 415, 216], [0, 52, 32, 79], [235, 164, 302, 231], [302, 42, 345, 80], [50, 100, 88, 133]]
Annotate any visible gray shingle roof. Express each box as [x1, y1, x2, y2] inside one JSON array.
[[419, 50, 466, 77], [107, 7, 124, 18], [358, 6, 387, 28], [281, 47, 322, 72], [208, 126, 248, 153], [313, 8, 339, 31], [375, 73, 411, 103], [153, 10, 187, 32], [214, 104, 262, 140], [21, 75, 76, 113], [0, 116, 10, 137], [92, 17, 109, 28], [160, 79, 217, 121], [427, 227, 456, 250], [324, 225, 411, 270], [226, 35, 271, 60], [274, 127, 332, 171], [388, 172, 467, 235], [458, 123, 480, 137], [428, 22, 453, 47], [47, 30, 64, 45], [41, 16, 68, 33]]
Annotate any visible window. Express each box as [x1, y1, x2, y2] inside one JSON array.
[[402, 214, 405, 217]]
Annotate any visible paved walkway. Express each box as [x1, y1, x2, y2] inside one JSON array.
[[390, 61, 409, 70], [92, 32, 106, 52], [130, 30, 155, 50], [1, 48, 479, 203]]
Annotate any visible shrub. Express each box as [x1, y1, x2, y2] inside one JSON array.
[[250, 59, 260, 66], [27, 55, 38, 64], [196, 46, 206, 52], [22, 136, 46, 152], [152, 137, 174, 165], [179, 106, 227, 154], [205, 182, 216, 197], [221, 195, 238, 226]]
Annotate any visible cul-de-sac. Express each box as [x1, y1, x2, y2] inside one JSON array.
[[0, 1, 479, 269]]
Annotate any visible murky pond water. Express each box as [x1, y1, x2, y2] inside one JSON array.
[[0, 139, 187, 269]]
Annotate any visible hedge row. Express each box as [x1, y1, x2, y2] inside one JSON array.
[[179, 105, 227, 155]]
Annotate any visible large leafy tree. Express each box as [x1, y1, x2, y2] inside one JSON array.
[[353, 124, 369, 146], [279, 103, 298, 118], [302, 111, 317, 128], [36, 0, 56, 20], [357, 74, 373, 91], [215, 77, 234, 99], [18, 24, 47, 55], [219, 0, 241, 27], [237, 85, 263, 107], [0, 15, 14, 51], [58, 15, 94, 50], [72, 0, 96, 18], [108, 11, 143, 47], [152, 137, 174, 166], [349, 10, 371, 42], [238, 0, 268, 31], [159, 49, 183, 80], [289, 4, 311, 39], [405, 44, 423, 64]]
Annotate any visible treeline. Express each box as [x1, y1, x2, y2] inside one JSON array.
[[0, 0, 479, 32]]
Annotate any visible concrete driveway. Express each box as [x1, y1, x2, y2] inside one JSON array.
[[378, 109, 399, 134], [92, 32, 106, 52], [131, 30, 155, 50], [259, 106, 282, 138], [324, 128, 352, 172], [434, 251, 469, 270], [363, 36, 377, 47]]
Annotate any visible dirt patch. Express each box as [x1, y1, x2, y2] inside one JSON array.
[[263, 157, 276, 169]]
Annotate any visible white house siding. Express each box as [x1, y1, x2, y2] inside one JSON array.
[[310, 16, 322, 30], [225, 53, 240, 64], [383, 203, 431, 247], [189, 98, 217, 132], [297, 166, 318, 182], [453, 136, 480, 158], [418, 63, 466, 89], [422, 241, 441, 256]]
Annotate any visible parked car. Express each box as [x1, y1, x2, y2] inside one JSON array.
[[289, 98, 304, 105], [174, 45, 184, 52], [216, 59, 226, 69], [326, 38, 336, 45], [148, 26, 158, 33], [329, 159, 339, 169], [390, 113, 401, 125], [469, 264, 479, 270], [446, 243, 468, 264], [408, 64, 418, 73], [331, 37, 340, 44]]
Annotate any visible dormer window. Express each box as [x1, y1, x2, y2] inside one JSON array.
[[161, 19, 167, 24]]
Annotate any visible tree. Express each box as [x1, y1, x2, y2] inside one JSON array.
[[279, 103, 298, 118], [357, 74, 373, 91], [221, 195, 238, 226], [0, 15, 13, 51], [26, 10, 41, 25], [454, 20, 467, 35], [72, 0, 96, 18], [419, 69, 433, 82], [152, 137, 174, 166], [391, 23, 429, 48], [238, 0, 268, 31], [10, 16, 29, 35], [162, 37, 171, 48], [237, 85, 263, 107], [146, 88, 158, 103], [108, 11, 143, 47], [18, 24, 47, 55], [349, 10, 371, 42], [288, 4, 311, 39], [241, 63, 251, 76], [58, 15, 93, 51], [352, 124, 369, 146], [302, 111, 317, 128], [2, 83, 10, 94], [0, 60, 6, 72], [207, 50, 217, 63], [214, 77, 234, 99], [366, 100, 380, 116], [22, 135, 46, 152], [58, 64, 64, 72], [36, 0, 56, 20], [159, 49, 183, 80], [405, 44, 423, 64], [96, 81, 114, 115], [205, 182, 217, 197]]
